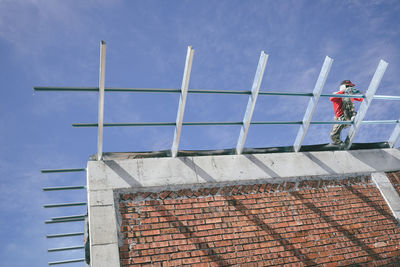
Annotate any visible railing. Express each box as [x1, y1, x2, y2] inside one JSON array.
[[34, 42, 399, 157]]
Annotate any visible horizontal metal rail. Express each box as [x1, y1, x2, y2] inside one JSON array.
[[43, 186, 86, 191], [48, 246, 85, 252], [44, 202, 87, 208], [45, 218, 85, 224], [41, 168, 86, 173], [46, 232, 84, 238], [51, 214, 86, 221], [72, 120, 399, 128], [48, 259, 85, 265], [34, 86, 400, 100]]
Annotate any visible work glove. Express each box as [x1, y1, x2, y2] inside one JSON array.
[[345, 87, 361, 95]]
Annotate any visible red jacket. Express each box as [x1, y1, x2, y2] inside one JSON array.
[[330, 91, 363, 117]]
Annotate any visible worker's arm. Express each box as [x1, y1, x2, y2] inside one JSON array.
[[330, 90, 344, 102], [349, 88, 364, 102]]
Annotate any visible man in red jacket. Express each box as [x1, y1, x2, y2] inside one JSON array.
[[330, 80, 364, 145]]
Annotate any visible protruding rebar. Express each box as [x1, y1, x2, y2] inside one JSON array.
[[48, 259, 85, 265], [43, 202, 87, 208], [41, 168, 85, 173], [43, 186, 86, 191], [46, 232, 84, 238], [48, 246, 84, 252]]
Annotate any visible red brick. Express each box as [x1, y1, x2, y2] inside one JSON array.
[[132, 256, 151, 264], [118, 175, 400, 266]]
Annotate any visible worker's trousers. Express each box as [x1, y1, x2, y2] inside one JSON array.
[[330, 99, 356, 144], [330, 115, 349, 144]]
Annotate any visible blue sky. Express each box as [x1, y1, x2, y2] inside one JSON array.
[[1, 0, 400, 266]]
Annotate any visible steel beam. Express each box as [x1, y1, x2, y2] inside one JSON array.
[[171, 46, 194, 157], [236, 51, 269, 155], [48, 259, 85, 265], [345, 60, 388, 149], [389, 120, 400, 148], [294, 56, 333, 152], [97, 40, 107, 161]]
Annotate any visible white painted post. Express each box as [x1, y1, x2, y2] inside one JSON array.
[[97, 41, 106, 161], [388, 121, 400, 148], [293, 56, 333, 152], [236, 51, 269, 155], [171, 46, 194, 157], [344, 59, 388, 149]]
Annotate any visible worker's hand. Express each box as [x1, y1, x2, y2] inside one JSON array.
[[345, 87, 361, 94]]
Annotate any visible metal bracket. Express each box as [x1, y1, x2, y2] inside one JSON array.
[[293, 56, 333, 152], [388, 120, 400, 148], [171, 46, 195, 157], [345, 59, 388, 149], [236, 51, 269, 155], [97, 41, 106, 160]]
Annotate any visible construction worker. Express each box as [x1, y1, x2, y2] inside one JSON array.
[[330, 80, 363, 145]]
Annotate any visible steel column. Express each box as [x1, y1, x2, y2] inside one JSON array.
[[236, 51, 269, 155], [171, 46, 194, 157], [345, 60, 388, 149], [97, 41, 106, 160], [294, 56, 333, 152]]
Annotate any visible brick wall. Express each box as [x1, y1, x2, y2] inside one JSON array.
[[387, 171, 400, 197], [119, 176, 400, 266]]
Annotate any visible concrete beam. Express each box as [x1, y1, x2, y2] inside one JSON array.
[[87, 148, 400, 266], [372, 172, 400, 221], [87, 148, 400, 191]]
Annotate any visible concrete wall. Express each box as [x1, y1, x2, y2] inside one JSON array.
[[87, 148, 400, 267]]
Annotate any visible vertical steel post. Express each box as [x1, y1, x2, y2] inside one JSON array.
[[293, 56, 333, 152], [388, 121, 400, 148], [345, 59, 388, 149], [97, 41, 106, 161], [171, 46, 194, 157], [236, 51, 269, 155]]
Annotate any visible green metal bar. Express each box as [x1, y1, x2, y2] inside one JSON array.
[[44, 202, 87, 208], [321, 93, 365, 98], [72, 120, 400, 128], [48, 259, 85, 265], [41, 168, 85, 173], [45, 218, 85, 224], [48, 246, 84, 252], [259, 91, 312, 96], [311, 121, 353, 125], [184, 122, 242, 126], [51, 215, 86, 221], [46, 232, 84, 239], [34, 86, 400, 100], [251, 121, 303, 125], [34, 86, 98, 92], [43, 186, 86, 191], [362, 120, 400, 124], [373, 95, 400, 100]]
